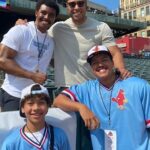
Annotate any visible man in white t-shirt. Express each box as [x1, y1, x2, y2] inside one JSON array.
[[0, 0, 60, 111]]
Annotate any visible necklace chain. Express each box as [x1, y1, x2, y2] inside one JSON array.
[[99, 84, 114, 126], [25, 123, 52, 150], [26, 125, 43, 145]]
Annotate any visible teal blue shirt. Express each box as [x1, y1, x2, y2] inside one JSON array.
[[63, 76, 150, 150], [2, 124, 70, 150]]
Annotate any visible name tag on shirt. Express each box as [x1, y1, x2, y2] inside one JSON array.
[[104, 130, 117, 150]]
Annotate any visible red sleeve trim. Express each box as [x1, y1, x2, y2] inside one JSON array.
[[145, 120, 150, 127], [61, 89, 78, 102]]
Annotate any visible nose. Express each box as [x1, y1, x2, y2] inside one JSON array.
[[74, 3, 80, 9], [44, 14, 49, 19], [95, 62, 103, 67], [98, 62, 103, 66], [32, 103, 40, 110]]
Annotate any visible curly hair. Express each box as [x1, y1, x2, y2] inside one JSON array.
[[36, 0, 60, 17]]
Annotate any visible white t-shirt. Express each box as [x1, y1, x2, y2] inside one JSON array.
[[1, 21, 54, 97], [25, 127, 45, 144], [49, 17, 116, 87]]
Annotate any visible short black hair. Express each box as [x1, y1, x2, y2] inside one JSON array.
[[36, 0, 60, 17]]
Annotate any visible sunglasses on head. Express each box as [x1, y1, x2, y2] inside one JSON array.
[[67, 1, 85, 8]]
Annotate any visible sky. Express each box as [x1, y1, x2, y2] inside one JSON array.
[[90, 0, 119, 11]]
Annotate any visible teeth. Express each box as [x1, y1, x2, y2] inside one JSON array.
[[96, 68, 106, 72], [100, 69, 106, 72], [42, 21, 49, 24], [33, 114, 40, 116]]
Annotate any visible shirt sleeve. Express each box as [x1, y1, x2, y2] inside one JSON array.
[[101, 22, 116, 47], [1, 25, 24, 51], [61, 83, 87, 103], [141, 81, 150, 128], [48, 21, 64, 36]]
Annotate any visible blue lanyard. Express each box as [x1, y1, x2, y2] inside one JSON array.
[[35, 22, 47, 72]]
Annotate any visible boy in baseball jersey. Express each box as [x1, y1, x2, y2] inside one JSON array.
[[53, 45, 150, 150], [2, 84, 70, 150]]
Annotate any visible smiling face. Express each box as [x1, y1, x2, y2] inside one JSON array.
[[21, 96, 48, 126], [91, 53, 114, 81], [35, 4, 56, 33], [66, 0, 87, 25]]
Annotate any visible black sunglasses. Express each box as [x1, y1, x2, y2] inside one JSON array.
[[67, 1, 85, 8]]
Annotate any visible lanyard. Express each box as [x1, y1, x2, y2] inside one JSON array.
[[25, 123, 53, 150], [35, 23, 47, 72], [99, 84, 114, 126]]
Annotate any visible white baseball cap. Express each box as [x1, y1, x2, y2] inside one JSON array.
[[87, 45, 112, 64], [20, 83, 50, 117], [21, 84, 49, 100]]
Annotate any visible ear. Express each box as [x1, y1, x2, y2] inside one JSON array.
[[86, 5, 88, 10], [112, 67, 116, 72], [85, 0, 88, 10], [46, 106, 49, 114], [91, 65, 95, 73], [21, 107, 25, 114], [35, 11, 38, 17], [112, 60, 115, 66]]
